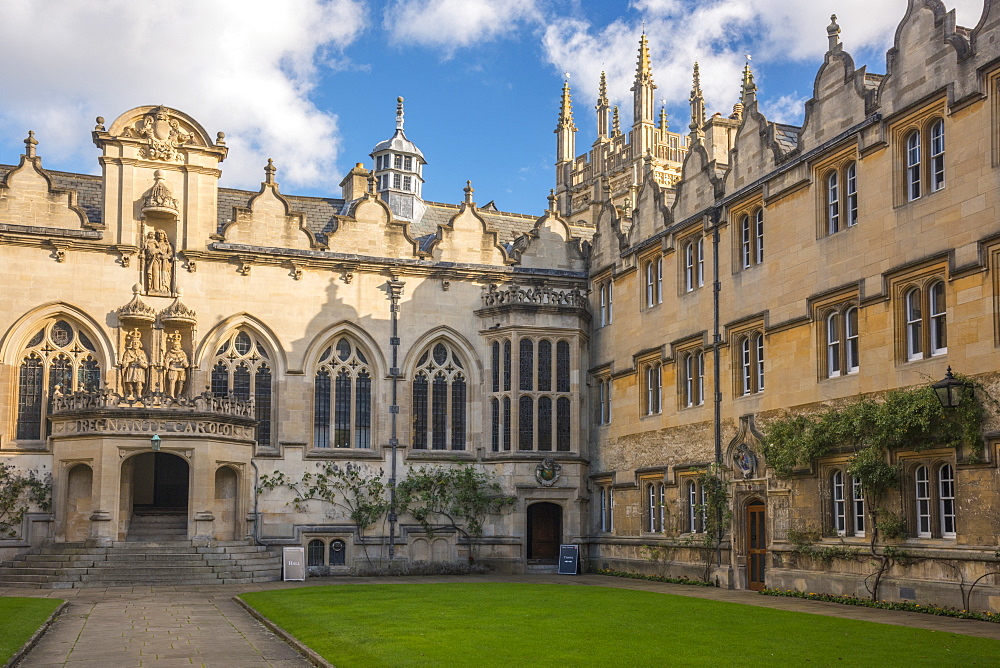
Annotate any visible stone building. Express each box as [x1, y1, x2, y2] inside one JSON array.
[[1, 0, 1000, 609]]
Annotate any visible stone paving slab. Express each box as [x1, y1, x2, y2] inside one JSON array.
[[3, 573, 999, 667]]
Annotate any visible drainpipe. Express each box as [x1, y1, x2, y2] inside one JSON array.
[[387, 275, 405, 562], [250, 459, 261, 545], [711, 208, 722, 466]]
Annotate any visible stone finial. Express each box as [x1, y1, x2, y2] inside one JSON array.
[[612, 105, 621, 136], [689, 62, 705, 138], [464, 180, 474, 205], [556, 80, 576, 130], [547, 189, 557, 213], [396, 96, 405, 132], [216, 131, 226, 146], [367, 172, 377, 194], [95, 116, 106, 132], [597, 70, 609, 108], [24, 130, 38, 158], [264, 158, 276, 185], [827, 14, 841, 50], [659, 105, 668, 133], [741, 56, 757, 106]]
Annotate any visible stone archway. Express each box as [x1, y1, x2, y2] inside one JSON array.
[[124, 452, 190, 540], [527, 502, 562, 563]]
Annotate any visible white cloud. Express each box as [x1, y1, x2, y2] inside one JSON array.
[[541, 0, 988, 130], [759, 93, 810, 126], [0, 0, 367, 191], [383, 0, 540, 53]]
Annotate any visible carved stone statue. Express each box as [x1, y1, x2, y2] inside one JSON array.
[[163, 331, 190, 398], [143, 229, 174, 294], [120, 329, 149, 398]]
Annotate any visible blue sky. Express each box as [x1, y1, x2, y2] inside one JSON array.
[[0, 1, 986, 217]]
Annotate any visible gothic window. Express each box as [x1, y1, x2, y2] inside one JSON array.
[[906, 130, 921, 201], [930, 119, 945, 192], [595, 376, 612, 425], [911, 462, 957, 539], [736, 332, 764, 396], [211, 329, 274, 447], [15, 319, 102, 442], [903, 118, 945, 203], [685, 479, 706, 533], [412, 342, 467, 450], [644, 256, 662, 307], [901, 280, 947, 362], [684, 236, 705, 292], [830, 469, 865, 537], [825, 161, 859, 234], [314, 337, 372, 448], [682, 350, 705, 408], [598, 484, 614, 532], [738, 208, 764, 269], [598, 280, 614, 327], [492, 336, 575, 452], [824, 305, 860, 378], [643, 362, 661, 416], [646, 482, 665, 533]]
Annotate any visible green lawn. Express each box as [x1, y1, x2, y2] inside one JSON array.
[[240, 583, 1000, 667], [0, 597, 62, 664]]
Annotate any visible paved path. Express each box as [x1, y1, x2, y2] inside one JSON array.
[[3, 574, 999, 666]]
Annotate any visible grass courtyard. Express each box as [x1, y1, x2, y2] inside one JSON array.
[[239, 583, 1000, 666], [0, 597, 62, 665]]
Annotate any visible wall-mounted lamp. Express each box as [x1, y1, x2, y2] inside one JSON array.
[[150, 434, 161, 451]]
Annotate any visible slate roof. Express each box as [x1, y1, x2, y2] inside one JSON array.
[[772, 124, 801, 155]]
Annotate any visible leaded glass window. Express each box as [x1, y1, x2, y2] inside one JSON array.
[[212, 328, 275, 447], [15, 319, 103, 442], [314, 337, 372, 448], [519, 396, 533, 450], [519, 339, 533, 391], [412, 342, 467, 450], [537, 396, 552, 451], [538, 340, 552, 392]]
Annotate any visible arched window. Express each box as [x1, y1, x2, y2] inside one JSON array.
[[211, 329, 274, 446], [852, 477, 865, 537], [329, 539, 346, 566], [412, 342, 467, 450], [644, 363, 661, 416], [686, 480, 705, 533], [314, 337, 372, 448], [929, 281, 947, 355], [538, 339, 552, 392], [556, 341, 570, 393], [845, 306, 860, 373], [938, 464, 955, 538], [905, 288, 923, 360], [832, 470, 846, 535], [15, 319, 102, 441], [915, 465, 931, 537], [737, 333, 764, 396], [647, 483, 664, 532], [740, 215, 751, 269], [519, 339, 534, 391], [827, 171, 840, 234], [906, 130, 921, 201], [754, 209, 764, 265], [827, 312, 842, 378], [644, 256, 662, 306], [845, 162, 858, 227], [930, 119, 945, 192]]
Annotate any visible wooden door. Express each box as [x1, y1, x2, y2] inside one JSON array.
[[527, 502, 562, 562], [747, 502, 767, 591]]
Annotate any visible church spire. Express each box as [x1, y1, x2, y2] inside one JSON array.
[[688, 62, 706, 141], [555, 76, 578, 186], [659, 106, 668, 134], [596, 70, 610, 139]]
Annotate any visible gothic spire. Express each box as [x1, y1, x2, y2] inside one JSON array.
[[612, 105, 621, 137], [688, 62, 706, 139], [555, 76, 577, 166], [659, 106, 668, 134]]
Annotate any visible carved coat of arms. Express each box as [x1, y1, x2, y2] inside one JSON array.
[[535, 457, 561, 487], [733, 443, 758, 480], [136, 107, 193, 161]]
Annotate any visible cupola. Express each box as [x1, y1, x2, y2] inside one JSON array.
[[370, 97, 426, 222]]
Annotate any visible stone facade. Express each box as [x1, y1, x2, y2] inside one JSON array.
[[2, 0, 1000, 609]]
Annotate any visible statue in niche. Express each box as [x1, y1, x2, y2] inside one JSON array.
[[163, 331, 190, 398], [143, 229, 174, 294], [120, 328, 149, 398]]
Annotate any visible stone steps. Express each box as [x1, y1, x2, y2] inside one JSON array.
[[0, 539, 281, 588]]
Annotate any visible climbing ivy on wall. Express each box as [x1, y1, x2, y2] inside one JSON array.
[[760, 380, 985, 479]]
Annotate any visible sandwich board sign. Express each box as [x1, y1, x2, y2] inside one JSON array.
[[283, 546, 306, 581], [558, 544, 580, 575]]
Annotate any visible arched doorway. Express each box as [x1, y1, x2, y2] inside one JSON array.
[[746, 499, 767, 591], [527, 502, 562, 563], [125, 452, 189, 540]]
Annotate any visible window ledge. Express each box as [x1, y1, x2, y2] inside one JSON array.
[[406, 449, 475, 462], [305, 448, 383, 460]]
